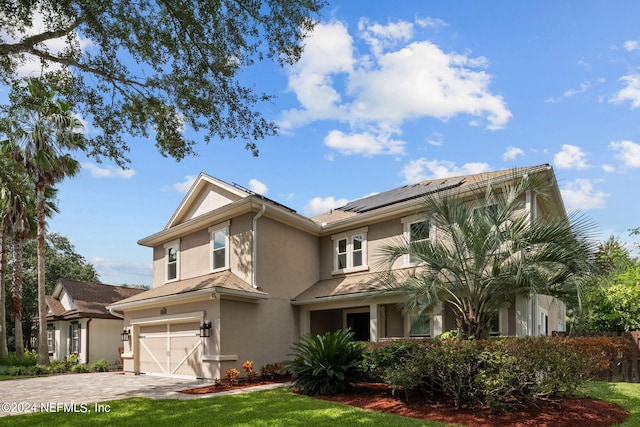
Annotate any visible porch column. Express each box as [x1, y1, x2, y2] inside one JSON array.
[[369, 303, 378, 342], [299, 308, 310, 337]]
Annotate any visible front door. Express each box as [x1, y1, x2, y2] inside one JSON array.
[[346, 312, 370, 341]]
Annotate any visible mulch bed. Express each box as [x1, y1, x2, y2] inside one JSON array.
[[179, 379, 629, 426], [178, 377, 291, 394], [315, 382, 630, 427]]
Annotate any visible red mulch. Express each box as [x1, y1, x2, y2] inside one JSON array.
[[179, 379, 629, 426], [178, 377, 291, 394], [315, 382, 630, 427]]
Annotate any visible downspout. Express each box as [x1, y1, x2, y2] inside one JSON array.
[[252, 204, 266, 289], [86, 317, 92, 364]]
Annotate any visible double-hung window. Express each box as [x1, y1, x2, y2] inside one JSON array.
[[164, 240, 180, 282], [209, 221, 230, 272], [47, 325, 55, 354], [402, 215, 430, 266], [332, 227, 368, 274], [69, 322, 80, 354]]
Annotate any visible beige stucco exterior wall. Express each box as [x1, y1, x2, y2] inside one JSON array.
[[150, 213, 255, 288], [88, 318, 125, 366]]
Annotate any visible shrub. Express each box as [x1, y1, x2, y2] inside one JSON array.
[[0, 350, 38, 367], [71, 363, 90, 373], [91, 359, 110, 372], [49, 359, 68, 374], [363, 336, 598, 411], [260, 362, 285, 380], [225, 368, 240, 385], [286, 329, 365, 395]]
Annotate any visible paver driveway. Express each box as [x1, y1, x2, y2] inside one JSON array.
[[0, 372, 284, 417]]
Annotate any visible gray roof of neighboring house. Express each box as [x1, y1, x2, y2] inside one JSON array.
[[46, 279, 147, 320]]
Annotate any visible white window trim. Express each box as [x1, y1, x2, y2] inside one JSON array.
[[401, 214, 430, 267], [209, 221, 230, 273], [331, 227, 368, 274], [164, 239, 180, 283]]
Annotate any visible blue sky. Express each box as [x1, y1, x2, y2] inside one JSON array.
[[9, 1, 640, 285]]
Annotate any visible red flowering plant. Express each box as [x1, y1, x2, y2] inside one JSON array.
[[242, 360, 257, 382], [224, 368, 240, 385]]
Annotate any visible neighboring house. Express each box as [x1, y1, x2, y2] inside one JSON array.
[[108, 164, 568, 380], [45, 279, 146, 365]]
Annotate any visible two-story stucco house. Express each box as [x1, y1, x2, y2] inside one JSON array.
[[108, 164, 568, 380]]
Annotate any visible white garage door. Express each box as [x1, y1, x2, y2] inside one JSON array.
[[138, 322, 202, 379]]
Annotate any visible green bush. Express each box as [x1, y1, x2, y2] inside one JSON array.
[[91, 359, 110, 372], [71, 363, 89, 373], [0, 350, 38, 367], [48, 359, 68, 374], [286, 329, 365, 395], [363, 337, 597, 411]]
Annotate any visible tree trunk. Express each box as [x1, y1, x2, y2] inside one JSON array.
[[0, 233, 8, 358], [12, 235, 24, 357], [36, 180, 49, 365]]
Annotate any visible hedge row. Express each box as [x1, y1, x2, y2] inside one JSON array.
[[363, 336, 632, 412]]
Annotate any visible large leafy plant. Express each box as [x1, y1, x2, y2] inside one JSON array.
[[287, 329, 364, 395]]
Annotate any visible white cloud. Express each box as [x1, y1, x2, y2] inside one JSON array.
[[303, 196, 349, 217], [503, 146, 524, 161], [602, 164, 615, 173], [281, 18, 511, 158], [553, 144, 590, 170], [610, 140, 640, 167], [358, 18, 414, 58], [170, 175, 197, 193], [427, 132, 444, 146], [415, 16, 448, 31], [82, 162, 135, 179], [1, 10, 93, 78], [324, 130, 405, 156], [249, 179, 268, 195], [624, 40, 640, 51], [545, 80, 591, 103], [400, 158, 491, 184], [610, 74, 640, 108], [560, 179, 608, 210]]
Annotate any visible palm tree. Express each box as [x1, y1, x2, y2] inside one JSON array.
[[2, 78, 85, 364], [0, 175, 36, 357], [381, 171, 596, 340], [0, 156, 15, 358]]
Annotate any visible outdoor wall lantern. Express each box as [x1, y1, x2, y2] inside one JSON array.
[[199, 321, 212, 338], [121, 328, 131, 342]]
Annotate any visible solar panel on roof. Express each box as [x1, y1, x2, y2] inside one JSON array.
[[337, 178, 465, 213]]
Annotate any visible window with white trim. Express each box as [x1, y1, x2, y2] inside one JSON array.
[[69, 322, 80, 354], [209, 221, 230, 272], [402, 215, 430, 266], [164, 240, 180, 282], [332, 227, 368, 274], [47, 325, 55, 353]]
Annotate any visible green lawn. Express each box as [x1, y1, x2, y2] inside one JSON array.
[[1, 382, 639, 427], [0, 387, 451, 427], [582, 382, 640, 427]]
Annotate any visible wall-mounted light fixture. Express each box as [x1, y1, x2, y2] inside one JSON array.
[[120, 328, 131, 342], [199, 321, 212, 338]]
